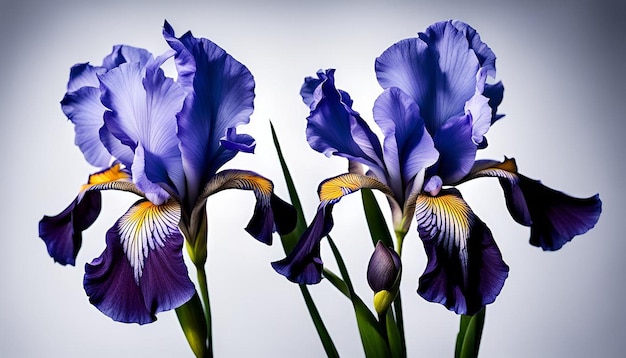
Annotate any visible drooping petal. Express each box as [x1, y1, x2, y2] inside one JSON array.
[[163, 21, 256, 203], [39, 191, 102, 266], [431, 114, 477, 184], [484, 81, 505, 125], [466, 158, 602, 251], [199, 170, 297, 244], [83, 199, 195, 324], [376, 20, 480, 134], [98, 55, 187, 200], [38, 164, 137, 266], [318, 173, 394, 205], [415, 189, 509, 315], [372, 87, 438, 199], [304, 69, 385, 179], [61, 86, 112, 167], [271, 205, 333, 284]]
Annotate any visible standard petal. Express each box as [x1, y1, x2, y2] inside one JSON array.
[[431, 114, 477, 184], [305, 69, 385, 178], [198, 170, 297, 244], [83, 199, 195, 324], [376, 20, 480, 134], [163, 21, 255, 203], [99, 56, 187, 199], [102, 44, 153, 70], [66, 63, 105, 92], [61, 86, 112, 167], [39, 191, 102, 266], [466, 158, 602, 251], [271, 206, 333, 284], [415, 189, 509, 315], [373, 87, 438, 199]]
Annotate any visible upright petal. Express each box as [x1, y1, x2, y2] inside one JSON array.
[[431, 114, 477, 184], [305, 69, 386, 179], [98, 55, 187, 200], [101, 44, 153, 70], [198, 169, 297, 244], [373, 87, 438, 200], [415, 189, 509, 315], [61, 86, 112, 167], [83, 199, 195, 324], [163, 21, 255, 203], [376, 20, 480, 134], [466, 159, 602, 250]]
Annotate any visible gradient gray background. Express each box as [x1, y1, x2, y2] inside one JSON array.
[[1, 0, 623, 356]]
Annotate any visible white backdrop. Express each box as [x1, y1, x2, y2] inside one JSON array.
[[1, 0, 623, 357]]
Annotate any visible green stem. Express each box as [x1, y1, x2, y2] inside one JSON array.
[[393, 230, 407, 357], [196, 264, 213, 358]]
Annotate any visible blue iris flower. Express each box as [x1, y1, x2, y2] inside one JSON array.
[[272, 20, 601, 315], [39, 21, 294, 324]]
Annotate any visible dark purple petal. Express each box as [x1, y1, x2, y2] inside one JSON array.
[[484, 81, 505, 125], [199, 170, 296, 245], [305, 69, 385, 179], [301, 70, 354, 110], [367, 241, 402, 292], [431, 114, 477, 184], [220, 127, 255, 153], [272, 205, 334, 284], [39, 191, 102, 266], [61, 86, 112, 167], [415, 189, 509, 315], [163, 21, 255, 203], [84, 199, 195, 324], [466, 158, 602, 251], [376, 21, 479, 134], [372, 87, 438, 199]]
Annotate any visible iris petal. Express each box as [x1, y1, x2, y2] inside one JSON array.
[[39, 191, 102, 266], [304, 69, 386, 179], [61, 86, 112, 167], [83, 199, 195, 324], [376, 20, 480, 134], [199, 170, 297, 244], [415, 189, 509, 315], [163, 21, 255, 203], [432, 114, 477, 184], [98, 55, 187, 199], [467, 158, 602, 251], [66, 63, 105, 92], [373, 87, 438, 199], [39, 164, 138, 265], [271, 206, 333, 284]]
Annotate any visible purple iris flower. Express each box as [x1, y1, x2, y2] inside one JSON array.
[[273, 20, 601, 315], [39, 21, 294, 325]]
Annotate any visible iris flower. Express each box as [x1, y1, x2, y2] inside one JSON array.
[[272, 20, 601, 315], [39, 21, 294, 324]]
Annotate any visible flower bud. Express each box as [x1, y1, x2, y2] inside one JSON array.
[[367, 241, 402, 314]]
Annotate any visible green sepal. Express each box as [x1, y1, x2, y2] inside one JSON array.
[[361, 188, 393, 248], [175, 293, 208, 358], [327, 236, 391, 357], [455, 307, 486, 358], [270, 121, 339, 358]]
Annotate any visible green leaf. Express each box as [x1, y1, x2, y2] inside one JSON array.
[[361, 188, 393, 248], [455, 307, 486, 358], [175, 293, 208, 358], [270, 121, 339, 358], [270, 121, 308, 254], [327, 236, 391, 358], [386, 309, 404, 358]]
